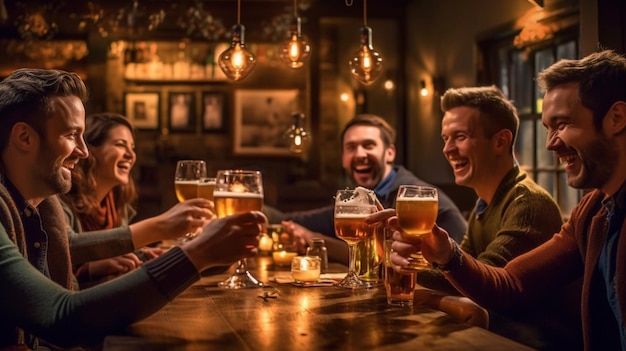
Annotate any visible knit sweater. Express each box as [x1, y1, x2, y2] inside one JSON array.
[[445, 182, 626, 351], [417, 167, 579, 350], [0, 183, 199, 349]]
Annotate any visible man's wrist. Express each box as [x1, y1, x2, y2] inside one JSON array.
[[431, 238, 463, 273]]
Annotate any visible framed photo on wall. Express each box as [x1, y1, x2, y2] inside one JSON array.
[[168, 92, 197, 132], [201, 92, 226, 132], [233, 89, 299, 156], [123, 92, 160, 130]]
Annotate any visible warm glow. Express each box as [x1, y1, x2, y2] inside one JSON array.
[[384, 79, 395, 91], [340, 93, 350, 102], [349, 27, 383, 86], [231, 45, 244, 68], [362, 51, 372, 71], [288, 38, 299, 59], [420, 87, 429, 97], [294, 134, 302, 146]]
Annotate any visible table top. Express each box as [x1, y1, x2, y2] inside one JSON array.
[[102, 255, 535, 351]]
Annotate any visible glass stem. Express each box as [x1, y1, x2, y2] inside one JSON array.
[[235, 258, 247, 273], [348, 243, 357, 274]]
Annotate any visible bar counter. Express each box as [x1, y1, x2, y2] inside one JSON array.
[[102, 255, 535, 351]]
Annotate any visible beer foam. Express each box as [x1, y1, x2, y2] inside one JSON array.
[[338, 186, 377, 206], [335, 212, 371, 219], [175, 180, 199, 185], [213, 191, 263, 199], [399, 196, 437, 201]]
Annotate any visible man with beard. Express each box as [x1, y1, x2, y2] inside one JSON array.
[[385, 50, 626, 350], [265, 114, 467, 263], [0, 68, 265, 349], [415, 85, 578, 350]]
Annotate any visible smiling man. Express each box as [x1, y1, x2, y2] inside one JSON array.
[[388, 50, 626, 351], [0, 68, 266, 349], [411, 86, 576, 350], [266, 114, 467, 263]]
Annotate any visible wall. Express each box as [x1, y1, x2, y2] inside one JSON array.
[[404, 0, 534, 188]]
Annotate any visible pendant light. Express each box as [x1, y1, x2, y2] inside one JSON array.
[[284, 112, 311, 154], [279, 0, 311, 69], [218, 0, 256, 81], [348, 0, 383, 86]]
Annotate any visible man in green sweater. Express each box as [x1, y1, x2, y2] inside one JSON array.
[[0, 68, 266, 350], [415, 85, 580, 350]]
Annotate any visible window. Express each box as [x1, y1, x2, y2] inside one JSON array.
[[479, 28, 581, 218]]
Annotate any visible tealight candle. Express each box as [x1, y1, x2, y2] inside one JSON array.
[[258, 234, 273, 252], [273, 250, 298, 266], [291, 256, 321, 283]]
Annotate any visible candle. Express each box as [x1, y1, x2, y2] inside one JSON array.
[[273, 251, 297, 266], [291, 256, 321, 283], [258, 234, 273, 252]]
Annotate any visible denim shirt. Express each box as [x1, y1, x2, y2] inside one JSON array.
[[4, 179, 50, 278], [599, 196, 626, 350]]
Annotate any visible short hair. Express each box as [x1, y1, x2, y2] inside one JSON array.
[[62, 113, 137, 225], [537, 50, 626, 130], [440, 85, 519, 145], [0, 68, 88, 153], [340, 114, 396, 148]]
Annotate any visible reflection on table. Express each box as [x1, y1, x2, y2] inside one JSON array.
[[102, 255, 535, 351]]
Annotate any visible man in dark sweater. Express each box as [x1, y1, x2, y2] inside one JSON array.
[[0, 68, 265, 349], [265, 114, 467, 263]]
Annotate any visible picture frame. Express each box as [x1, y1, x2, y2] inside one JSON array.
[[123, 92, 160, 130], [168, 92, 197, 132], [233, 89, 300, 156], [201, 92, 227, 132]]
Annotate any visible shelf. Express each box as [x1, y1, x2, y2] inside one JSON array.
[[124, 78, 229, 84]]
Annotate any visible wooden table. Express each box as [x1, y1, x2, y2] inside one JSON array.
[[102, 255, 535, 351]]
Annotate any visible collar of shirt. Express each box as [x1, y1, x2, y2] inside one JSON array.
[[3, 178, 50, 277], [374, 168, 397, 199]]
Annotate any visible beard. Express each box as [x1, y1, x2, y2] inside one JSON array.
[[569, 136, 616, 190], [37, 148, 72, 195]]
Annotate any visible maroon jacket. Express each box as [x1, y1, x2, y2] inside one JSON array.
[[447, 184, 626, 351]]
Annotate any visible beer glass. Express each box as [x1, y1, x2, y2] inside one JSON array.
[[334, 189, 378, 289], [395, 185, 438, 270], [174, 160, 207, 202], [214, 170, 264, 289], [197, 177, 216, 201], [384, 234, 416, 306], [173, 160, 207, 243]]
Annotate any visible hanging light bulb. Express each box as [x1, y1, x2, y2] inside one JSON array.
[[218, 0, 256, 81], [284, 112, 311, 154], [280, 0, 311, 68], [348, 0, 383, 86]]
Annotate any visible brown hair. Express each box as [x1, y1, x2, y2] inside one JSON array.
[[441, 85, 519, 149], [340, 114, 396, 148], [0, 68, 88, 153], [62, 113, 137, 225], [537, 50, 626, 130]]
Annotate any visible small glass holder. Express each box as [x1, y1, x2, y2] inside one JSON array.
[[291, 256, 321, 284]]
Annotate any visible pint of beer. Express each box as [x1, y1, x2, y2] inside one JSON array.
[[214, 191, 264, 218], [396, 197, 438, 236], [197, 177, 217, 201], [175, 180, 199, 202], [395, 185, 438, 270], [334, 211, 376, 245]]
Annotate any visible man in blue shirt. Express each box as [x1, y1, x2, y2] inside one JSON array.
[[266, 114, 467, 263]]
